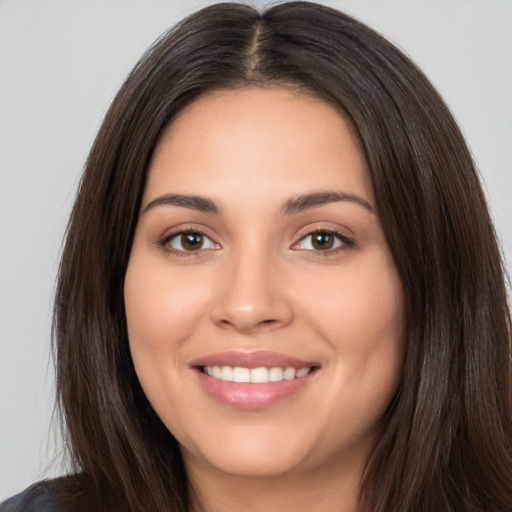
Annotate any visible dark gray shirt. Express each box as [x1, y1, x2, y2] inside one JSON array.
[[1, 483, 60, 512]]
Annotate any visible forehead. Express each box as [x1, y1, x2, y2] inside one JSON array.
[[144, 87, 373, 207]]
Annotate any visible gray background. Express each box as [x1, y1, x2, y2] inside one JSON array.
[[1, 0, 511, 499]]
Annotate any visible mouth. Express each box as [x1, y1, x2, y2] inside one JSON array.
[[190, 351, 320, 409]]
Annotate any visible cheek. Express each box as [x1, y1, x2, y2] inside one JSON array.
[[298, 249, 405, 418], [123, 256, 214, 443], [124, 257, 210, 352], [302, 258, 403, 350], [123, 254, 214, 423]]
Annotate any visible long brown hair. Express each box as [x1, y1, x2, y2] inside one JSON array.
[[52, 2, 512, 511]]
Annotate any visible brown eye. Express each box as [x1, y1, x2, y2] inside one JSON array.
[[311, 232, 335, 250], [293, 230, 351, 252], [181, 233, 204, 250], [166, 231, 219, 252]]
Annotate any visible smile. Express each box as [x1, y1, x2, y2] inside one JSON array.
[[191, 351, 320, 409], [202, 366, 313, 383]]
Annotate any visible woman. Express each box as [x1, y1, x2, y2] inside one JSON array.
[[2, 2, 511, 511]]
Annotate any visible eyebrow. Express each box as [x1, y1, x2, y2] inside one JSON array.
[[143, 189, 374, 216], [281, 190, 374, 215], [143, 194, 222, 215]]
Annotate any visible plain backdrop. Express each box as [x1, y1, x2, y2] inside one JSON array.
[[1, 0, 511, 500]]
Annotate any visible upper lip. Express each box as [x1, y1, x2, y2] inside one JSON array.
[[189, 350, 320, 370]]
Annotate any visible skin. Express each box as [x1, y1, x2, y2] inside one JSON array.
[[124, 88, 405, 512]]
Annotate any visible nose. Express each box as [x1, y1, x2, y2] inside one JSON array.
[[210, 249, 294, 334]]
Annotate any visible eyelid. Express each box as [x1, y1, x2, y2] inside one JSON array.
[[159, 226, 221, 256], [156, 224, 353, 257], [291, 227, 354, 253]]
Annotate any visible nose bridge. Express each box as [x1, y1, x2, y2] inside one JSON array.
[[211, 241, 293, 332]]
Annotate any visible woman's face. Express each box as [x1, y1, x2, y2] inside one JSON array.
[[124, 88, 404, 480]]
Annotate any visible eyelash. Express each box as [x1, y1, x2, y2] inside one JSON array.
[[159, 228, 354, 257], [159, 229, 219, 257], [292, 228, 355, 256]]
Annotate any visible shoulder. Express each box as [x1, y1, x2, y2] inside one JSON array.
[[1, 481, 63, 512]]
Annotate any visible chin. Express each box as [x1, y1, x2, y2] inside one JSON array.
[[180, 425, 316, 479], [193, 451, 307, 480]]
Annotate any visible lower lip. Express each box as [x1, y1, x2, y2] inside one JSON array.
[[194, 369, 316, 410]]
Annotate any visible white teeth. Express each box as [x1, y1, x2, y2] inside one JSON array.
[[283, 367, 296, 380], [233, 367, 251, 383], [269, 367, 284, 382], [296, 367, 310, 378], [250, 367, 269, 383], [220, 366, 233, 381], [203, 365, 312, 383]]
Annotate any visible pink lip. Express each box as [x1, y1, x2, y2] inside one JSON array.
[[190, 350, 318, 369], [190, 351, 320, 410]]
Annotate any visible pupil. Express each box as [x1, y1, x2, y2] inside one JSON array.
[[182, 233, 203, 250], [312, 233, 334, 250]]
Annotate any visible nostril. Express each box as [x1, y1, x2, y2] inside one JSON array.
[[210, 288, 294, 333]]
